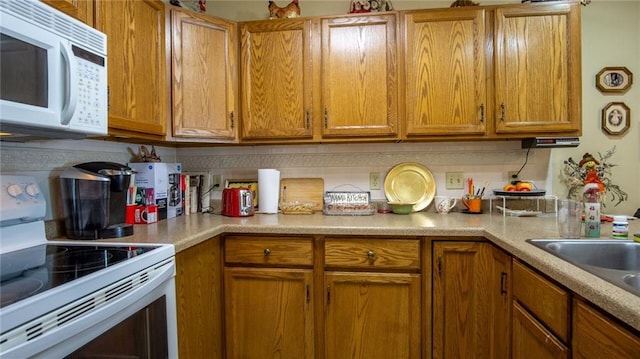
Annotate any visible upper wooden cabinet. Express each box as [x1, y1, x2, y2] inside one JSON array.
[[41, 0, 93, 24], [403, 1, 581, 139], [170, 9, 238, 141], [239, 13, 400, 143], [403, 8, 488, 138], [494, 2, 581, 135], [239, 19, 314, 141], [320, 14, 399, 139], [94, 0, 167, 139]]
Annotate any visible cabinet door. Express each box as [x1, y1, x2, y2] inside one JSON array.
[[171, 9, 237, 140], [573, 298, 640, 359], [224, 267, 314, 359], [320, 14, 398, 138], [325, 272, 421, 359], [403, 9, 487, 137], [512, 301, 569, 359], [41, 0, 93, 24], [175, 238, 223, 358], [94, 0, 167, 138], [494, 3, 581, 134], [432, 241, 510, 359], [240, 20, 313, 140]]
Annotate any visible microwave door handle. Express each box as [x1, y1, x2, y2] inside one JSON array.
[[60, 41, 78, 125]]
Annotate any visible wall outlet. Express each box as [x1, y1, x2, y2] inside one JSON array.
[[508, 171, 519, 183], [446, 172, 465, 190], [369, 172, 381, 190], [212, 174, 222, 191]]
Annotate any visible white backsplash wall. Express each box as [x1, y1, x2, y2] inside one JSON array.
[[177, 141, 551, 204], [0, 139, 178, 220], [1, 139, 549, 220]]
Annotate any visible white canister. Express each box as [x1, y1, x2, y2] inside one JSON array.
[[612, 216, 629, 239]]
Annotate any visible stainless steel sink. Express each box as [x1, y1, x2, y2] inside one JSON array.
[[527, 239, 640, 297]]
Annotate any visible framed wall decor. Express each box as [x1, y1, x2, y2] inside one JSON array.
[[601, 102, 630, 136], [596, 67, 633, 93]]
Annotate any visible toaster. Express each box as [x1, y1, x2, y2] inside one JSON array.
[[222, 188, 255, 217]]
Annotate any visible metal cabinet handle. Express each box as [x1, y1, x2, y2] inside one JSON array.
[[324, 108, 328, 128], [500, 103, 505, 122], [230, 111, 235, 129], [263, 248, 271, 256], [480, 104, 484, 123], [306, 111, 311, 129], [500, 271, 508, 295], [366, 250, 375, 259]]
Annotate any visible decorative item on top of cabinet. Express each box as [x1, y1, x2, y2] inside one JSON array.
[[170, 8, 238, 142], [521, 0, 592, 5], [268, 0, 300, 19], [349, 0, 394, 14], [450, 0, 479, 7], [94, 0, 167, 140]]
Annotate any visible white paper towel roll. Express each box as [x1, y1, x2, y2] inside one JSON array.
[[258, 169, 280, 213]]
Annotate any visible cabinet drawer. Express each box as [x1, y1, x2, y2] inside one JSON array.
[[513, 260, 570, 342], [224, 236, 313, 266], [324, 238, 420, 270]]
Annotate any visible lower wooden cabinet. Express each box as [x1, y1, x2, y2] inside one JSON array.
[[324, 272, 421, 358], [512, 301, 569, 359], [223, 235, 315, 358], [175, 237, 223, 358], [174, 234, 640, 359], [511, 260, 570, 359], [432, 241, 511, 359], [324, 237, 421, 359], [573, 298, 640, 358], [224, 267, 314, 359]]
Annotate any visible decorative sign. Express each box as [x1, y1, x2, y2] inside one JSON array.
[[324, 191, 371, 205]]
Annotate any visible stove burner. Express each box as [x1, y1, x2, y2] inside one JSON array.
[[1, 244, 158, 309], [0, 277, 45, 307], [48, 248, 115, 274]]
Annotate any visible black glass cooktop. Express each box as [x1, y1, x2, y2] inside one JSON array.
[[0, 244, 158, 309]]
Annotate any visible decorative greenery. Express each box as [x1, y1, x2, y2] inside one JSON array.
[[561, 146, 628, 207]]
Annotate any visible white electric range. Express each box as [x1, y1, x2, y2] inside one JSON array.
[[0, 175, 177, 358]]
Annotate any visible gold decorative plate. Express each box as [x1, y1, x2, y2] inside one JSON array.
[[384, 162, 436, 212]]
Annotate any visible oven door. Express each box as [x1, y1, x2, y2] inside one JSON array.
[[0, 259, 177, 359]]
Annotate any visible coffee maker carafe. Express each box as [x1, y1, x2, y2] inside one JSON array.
[[60, 162, 134, 239]]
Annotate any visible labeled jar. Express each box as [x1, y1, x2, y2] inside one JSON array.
[[612, 216, 629, 239]]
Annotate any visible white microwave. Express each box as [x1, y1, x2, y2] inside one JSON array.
[[0, 0, 107, 140]]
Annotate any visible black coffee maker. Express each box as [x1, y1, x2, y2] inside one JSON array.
[[60, 162, 134, 240]]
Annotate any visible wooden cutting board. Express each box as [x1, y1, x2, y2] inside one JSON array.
[[280, 178, 324, 211]]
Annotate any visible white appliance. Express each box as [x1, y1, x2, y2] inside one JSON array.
[[0, 175, 178, 358], [0, 0, 108, 140]]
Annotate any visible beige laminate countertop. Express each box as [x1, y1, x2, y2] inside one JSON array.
[[73, 211, 640, 332]]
